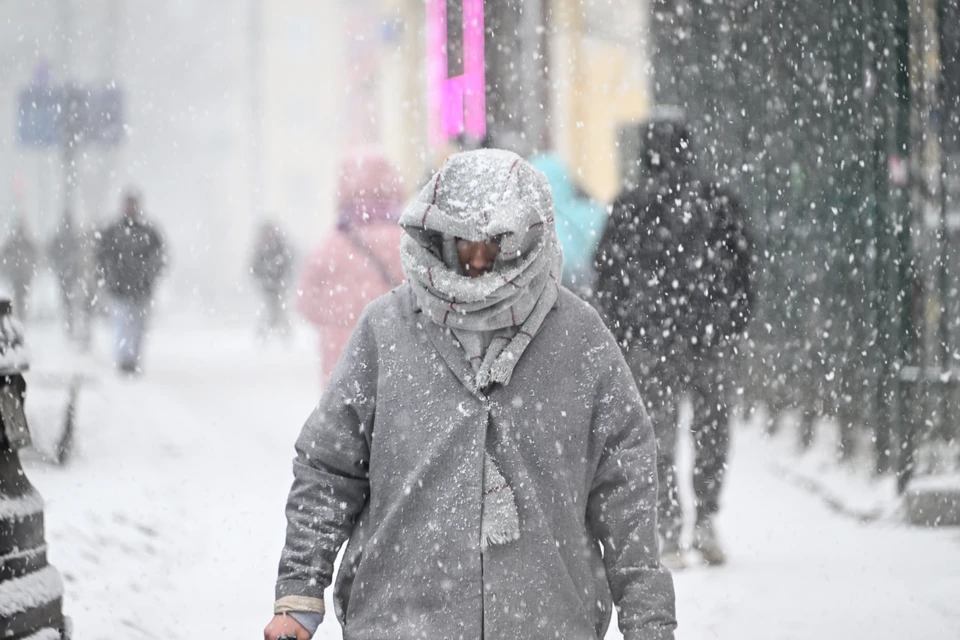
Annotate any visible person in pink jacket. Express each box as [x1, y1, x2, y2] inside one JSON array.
[[297, 150, 406, 389]]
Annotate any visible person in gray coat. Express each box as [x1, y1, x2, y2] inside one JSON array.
[[48, 209, 82, 336], [264, 150, 676, 640], [0, 219, 38, 320]]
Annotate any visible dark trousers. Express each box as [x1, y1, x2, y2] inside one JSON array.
[[58, 281, 76, 336], [257, 288, 290, 339], [629, 345, 732, 539]]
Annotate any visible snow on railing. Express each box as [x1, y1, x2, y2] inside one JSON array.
[[0, 311, 28, 374], [0, 565, 63, 617], [0, 544, 46, 565], [0, 488, 44, 520], [17, 628, 61, 640]]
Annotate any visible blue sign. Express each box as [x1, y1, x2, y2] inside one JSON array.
[[17, 86, 62, 147], [16, 84, 125, 149]]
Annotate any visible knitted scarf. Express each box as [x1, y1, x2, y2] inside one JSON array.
[[399, 149, 563, 389], [398, 149, 564, 550]]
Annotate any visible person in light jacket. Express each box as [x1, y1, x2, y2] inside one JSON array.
[[529, 153, 607, 297], [297, 149, 406, 390], [264, 150, 676, 640]]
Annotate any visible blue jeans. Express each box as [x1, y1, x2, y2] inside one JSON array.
[[112, 298, 150, 370]]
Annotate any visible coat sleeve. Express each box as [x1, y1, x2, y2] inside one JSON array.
[[594, 191, 657, 350], [593, 193, 629, 344], [717, 187, 755, 335], [586, 347, 677, 640], [150, 226, 168, 275], [274, 309, 377, 614], [95, 227, 112, 275]]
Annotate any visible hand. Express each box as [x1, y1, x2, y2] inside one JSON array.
[[263, 614, 310, 640]]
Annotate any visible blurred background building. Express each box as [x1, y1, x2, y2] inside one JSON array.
[[1, 0, 958, 490], [0, 0, 655, 302]]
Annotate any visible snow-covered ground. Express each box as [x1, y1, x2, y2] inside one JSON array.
[[760, 413, 904, 523], [19, 314, 960, 639]]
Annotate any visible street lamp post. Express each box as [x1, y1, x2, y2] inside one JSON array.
[[0, 299, 69, 638]]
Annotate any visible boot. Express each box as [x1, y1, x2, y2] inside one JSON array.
[[659, 533, 686, 571], [692, 517, 727, 566]]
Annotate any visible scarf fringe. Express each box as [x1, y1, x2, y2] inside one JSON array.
[[481, 451, 521, 550]]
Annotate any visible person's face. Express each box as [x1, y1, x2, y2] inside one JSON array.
[[124, 196, 140, 218], [456, 236, 501, 278]]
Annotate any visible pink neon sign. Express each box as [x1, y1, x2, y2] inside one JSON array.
[[427, 0, 486, 148]]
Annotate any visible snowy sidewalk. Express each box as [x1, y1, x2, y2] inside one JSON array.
[[669, 427, 960, 639], [20, 317, 960, 639]]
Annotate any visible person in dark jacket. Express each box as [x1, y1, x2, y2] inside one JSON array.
[[250, 220, 294, 341], [0, 219, 39, 320], [47, 209, 82, 336], [595, 110, 753, 569], [97, 190, 166, 374]]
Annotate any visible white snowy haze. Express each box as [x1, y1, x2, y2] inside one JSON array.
[[1, 1, 959, 639], [0, 0, 349, 311]]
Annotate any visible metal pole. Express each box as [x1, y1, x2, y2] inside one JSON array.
[[935, 0, 952, 439], [871, 0, 895, 474], [894, 0, 919, 492], [0, 299, 68, 638], [900, 0, 943, 489], [248, 0, 264, 220], [485, 0, 520, 151], [95, 0, 121, 224], [484, 0, 547, 155], [58, 0, 74, 217], [518, 0, 546, 153], [566, 0, 587, 166]]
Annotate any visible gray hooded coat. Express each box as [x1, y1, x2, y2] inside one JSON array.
[[275, 153, 676, 640]]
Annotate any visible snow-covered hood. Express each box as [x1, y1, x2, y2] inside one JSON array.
[[335, 149, 405, 229], [397, 149, 564, 387], [398, 148, 562, 302]]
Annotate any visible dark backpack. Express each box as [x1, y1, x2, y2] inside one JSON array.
[[596, 180, 753, 353]]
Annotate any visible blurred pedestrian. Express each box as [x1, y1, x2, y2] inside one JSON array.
[[529, 153, 607, 297], [250, 220, 294, 341], [297, 149, 405, 389], [595, 110, 754, 569], [264, 149, 675, 640], [96, 190, 166, 375], [47, 209, 82, 336], [0, 219, 39, 320]]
